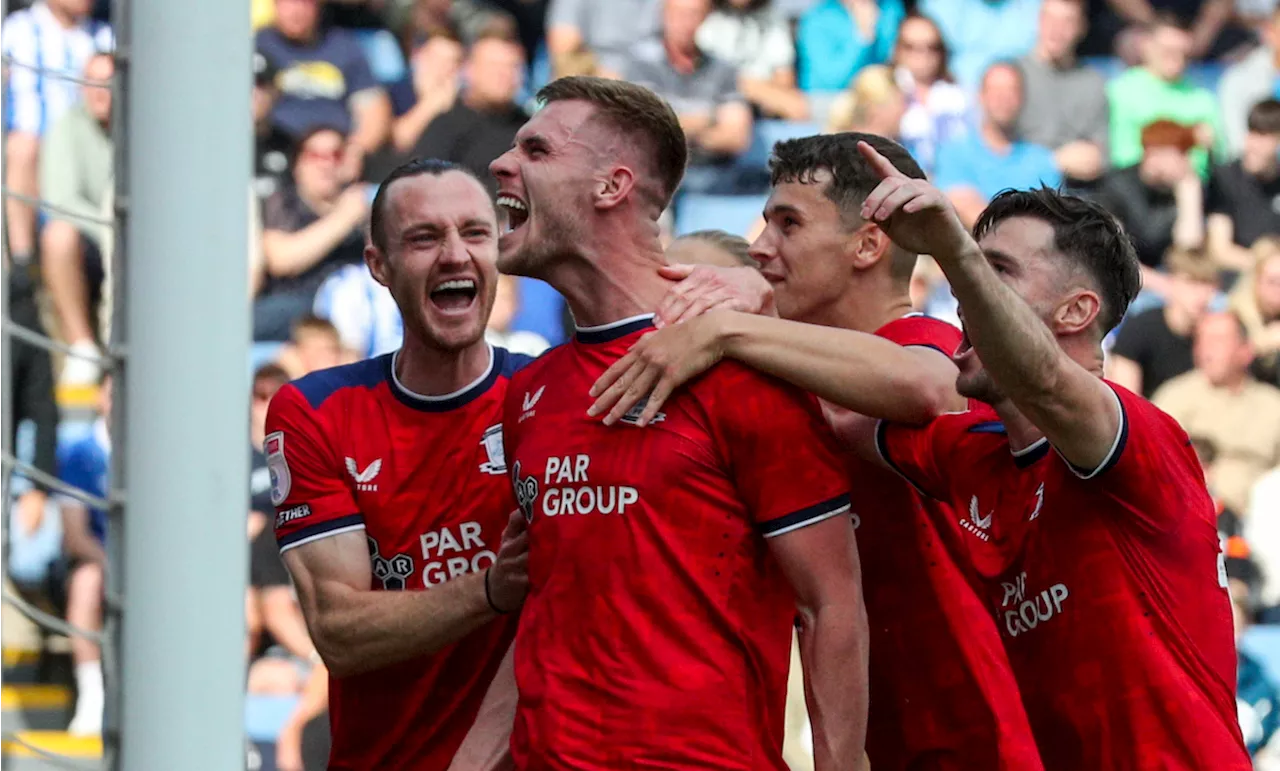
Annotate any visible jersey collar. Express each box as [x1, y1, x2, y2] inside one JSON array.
[[574, 314, 656, 345], [386, 344, 505, 412]]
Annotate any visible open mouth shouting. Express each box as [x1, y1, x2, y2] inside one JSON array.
[[497, 194, 529, 236], [429, 277, 479, 316]]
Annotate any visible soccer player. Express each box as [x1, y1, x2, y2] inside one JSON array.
[[857, 143, 1250, 770], [266, 159, 531, 771], [589, 133, 1044, 771], [489, 77, 867, 770]]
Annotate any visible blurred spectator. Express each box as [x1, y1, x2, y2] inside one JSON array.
[[256, 126, 371, 342], [39, 51, 113, 386], [826, 64, 906, 139], [1079, 0, 1250, 61], [254, 50, 293, 200], [933, 61, 1062, 226], [1219, 7, 1280, 158], [276, 663, 331, 771], [667, 229, 757, 267], [1233, 239, 1280, 385], [626, 0, 754, 194], [1230, 572, 1280, 761], [1154, 311, 1280, 514], [313, 262, 403, 359], [1247, 462, 1280, 608], [1106, 16, 1224, 177], [485, 275, 552, 357], [1095, 120, 1206, 271], [891, 12, 968, 175], [277, 314, 348, 378], [1, 0, 112, 288], [384, 33, 464, 153], [5, 264, 59, 545], [256, 0, 392, 179], [1206, 99, 1280, 274], [373, 32, 528, 194], [546, 0, 662, 78], [1017, 0, 1110, 187], [698, 0, 808, 120], [1106, 246, 1217, 396], [56, 374, 111, 736], [795, 0, 904, 93], [400, 0, 517, 50], [917, 0, 1040, 90]]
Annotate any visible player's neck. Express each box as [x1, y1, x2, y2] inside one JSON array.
[[992, 400, 1045, 453], [394, 336, 492, 397], [812, 276, 914, 333], [549, 240, 670, 328]]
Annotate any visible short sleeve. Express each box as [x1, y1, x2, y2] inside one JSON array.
[[1057, 381, 1209, 533], [875, 315, 962, 356], [704, 366, 851, 538], [1205, 164, 1230, 215], [337, 32, 378, 96], [265, 383, 363, 553], [874, 419, 951, 501]]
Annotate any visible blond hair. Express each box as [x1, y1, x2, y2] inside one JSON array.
[[826, 65, 902, 134]]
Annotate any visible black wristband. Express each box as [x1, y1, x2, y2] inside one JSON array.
[[485, 567, 511, 614]]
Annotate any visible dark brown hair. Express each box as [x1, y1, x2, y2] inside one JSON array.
[[1248, 98, 1280, 136], [536, 76, 688, 208]]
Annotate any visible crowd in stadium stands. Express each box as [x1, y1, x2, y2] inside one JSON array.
[[7, 0, 1280, 766]]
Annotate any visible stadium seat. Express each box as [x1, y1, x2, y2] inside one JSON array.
[[251, 342, 286, 374], [353, 28, 407, 85], [245, 693, 300, 742], [674, 193, 770, 238], [1242, 626, 1280, 684]]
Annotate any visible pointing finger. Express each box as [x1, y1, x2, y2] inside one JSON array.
[[857, 140, 905, 181]]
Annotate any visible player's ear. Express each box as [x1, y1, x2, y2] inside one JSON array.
[[1054, 288, 1100, 336], [594, 165, 636, 211], [365, 244, 391, 289], [848, 221, 888, 272]]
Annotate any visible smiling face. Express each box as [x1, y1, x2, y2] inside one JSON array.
[[489, 99, 601, 277], [367, 170, 500, 352]]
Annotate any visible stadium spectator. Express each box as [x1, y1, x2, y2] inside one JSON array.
[[1094, 119, 1206, 271], [255, 0, 392, 179], [795, 0, 904, 93], [1079, 0, 1252, 61], [1, 0, 112, 296], [256, 126, 371, 342], [917, 0, 1040, 89], [56, 374, 111, 736], [373, 32, 527, 195], [383, 33, 464, 153], [1154, 311, 1280, 515], [1206, 99, 1280, 274], [825, 65, 906, 139], [697, 0, 808, 120], [254, 50, 292, 200], [891, 12, 968, 175], [399, 0, 517, 50], [1106, 246, 1217, 397], [38, 51, 113, 386], [313, 263, 403, 359], [275, 662, 331, 771], [933, 61, 1062, 226], [625, 0, 754, 194], [276, 314, 347, 378], [484, 275, 552, 357], [1230, 572, 1280, 760], [1219, 7, 1280, 158], [1016, 0, 1110, 187], [546, 0, 662, 78], [1106, 16, 1224, 177], [1246, 463, 1280, 607], [1233, 240, 1280, 386], [666, 229, 756, 267]]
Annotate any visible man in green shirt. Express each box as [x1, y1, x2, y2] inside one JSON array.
[[1107, 16, 1224, 177]]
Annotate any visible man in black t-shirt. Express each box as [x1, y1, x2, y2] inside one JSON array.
[[1107, 248, 1218, 397], [1207, 99, 1280, 274]]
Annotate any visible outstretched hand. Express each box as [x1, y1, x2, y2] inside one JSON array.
[[856, 141, 977, 263], [655, 263, 776, 328]]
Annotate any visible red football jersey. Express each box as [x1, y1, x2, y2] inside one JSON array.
[[502, 315, 854, 771], [879, 382, 1249, 771], [855, 315, 1042, 771], [266, 347, 533, 771]]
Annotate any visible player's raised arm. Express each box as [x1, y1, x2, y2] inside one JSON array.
[[590, 306, 961, 428], [857, 141, 1124, 472], [269, 385, 529, 678]]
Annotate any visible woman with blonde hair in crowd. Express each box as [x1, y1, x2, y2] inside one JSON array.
[[1230, 238, 1280, 386], [825, 64, 907, 139], [890, 12, 968, 174]]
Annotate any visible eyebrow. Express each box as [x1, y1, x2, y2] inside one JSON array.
[[516, 133, 551, 152], [765, 203, 802, 219], [983, 248, 1019, 269]]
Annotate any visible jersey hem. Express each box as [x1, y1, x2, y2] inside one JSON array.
[[278, 516, 367, 553], [760, 493, 853, 537], [873, 420, 937, 500], [1057, 385, 1128, 480]]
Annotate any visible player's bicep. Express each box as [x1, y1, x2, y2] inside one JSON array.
[[767, 512, 861, 612]]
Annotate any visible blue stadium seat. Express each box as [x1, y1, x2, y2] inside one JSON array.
[[1242, 626, 1280, 684], [353, 28, 408, 85], [738, 120, 822, 172], [674, 193, 770, 238], [245, 693, 300, 742]]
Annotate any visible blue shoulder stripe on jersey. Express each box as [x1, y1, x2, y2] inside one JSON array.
[[387, 345, 505, 413], [501, 348, 538, 377], [967, 421, 1006, 434], [575, 314, 655, 345], [293, 356, 390, 410], [966, 420, 1050, 467]]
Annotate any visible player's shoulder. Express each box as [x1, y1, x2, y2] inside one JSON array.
[[874, 313, 962, 352], [500, 342, 566, 389], [495, 345, 541, 380], [286, 355, 390, 413]]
